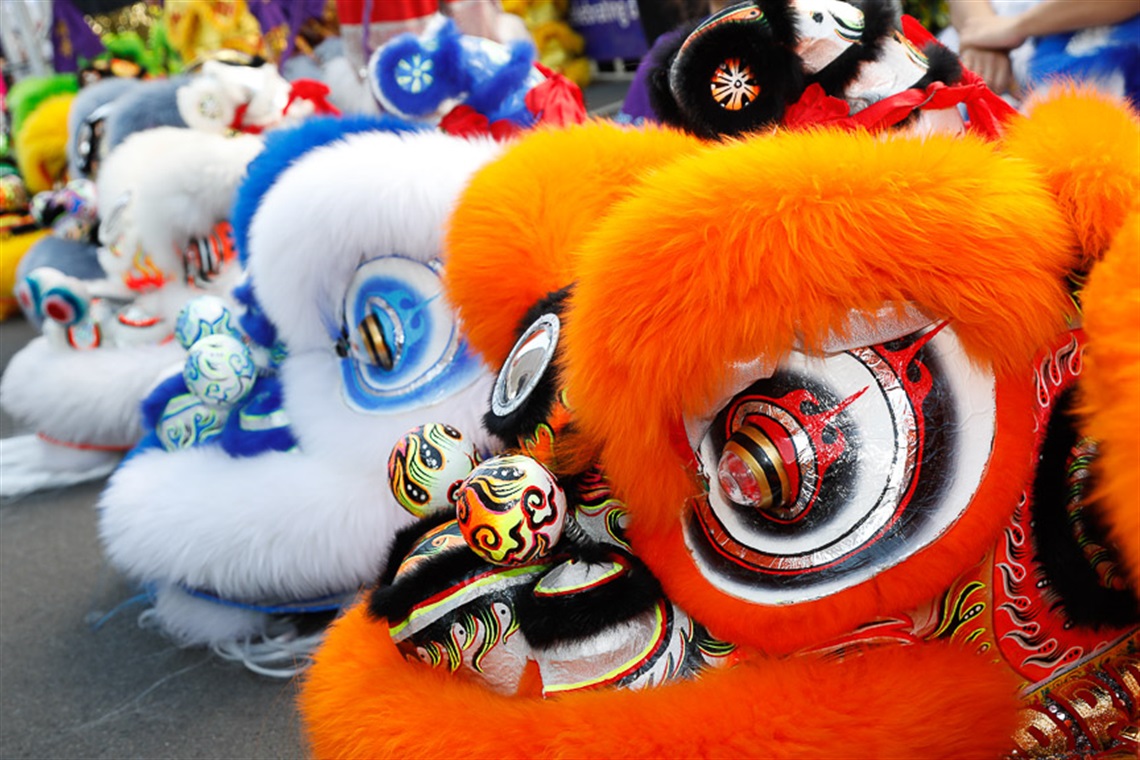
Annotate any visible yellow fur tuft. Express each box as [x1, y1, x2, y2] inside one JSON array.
[[14, 94, 74, 194]]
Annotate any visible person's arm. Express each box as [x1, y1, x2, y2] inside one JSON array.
[[948, 0, 1014, 94], [949, 0, 997, 29], [959, 0, 1140, 51]]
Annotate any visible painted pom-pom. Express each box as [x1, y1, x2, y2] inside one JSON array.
[[175, 295, 241, 350], [387, 424, 479, 518], [455, 455, 567, 566], [28, 267, 89, 326], [184, 334, 256, 408]]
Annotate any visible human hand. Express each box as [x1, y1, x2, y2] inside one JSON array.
[[959, 46, 1014, 94], [958, 13, 1027, 51]]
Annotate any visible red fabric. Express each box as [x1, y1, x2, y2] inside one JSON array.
[[439, 104, 521, 141], [285, 79, 341, 117], [228, 101, 263, 134], [783, 16, 1018, 139], [335, 0, 437, 24], [527, 63, 587, 127], [439, 66, 586, 140]]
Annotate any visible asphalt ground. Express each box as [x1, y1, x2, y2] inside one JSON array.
[[0, 79, 633, 759]]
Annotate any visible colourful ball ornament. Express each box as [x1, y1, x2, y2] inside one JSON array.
[[387, 424, 479, 518], [455, 455, 568, 566], [175, 295, 241, 350], [183, 334, 256, 408]]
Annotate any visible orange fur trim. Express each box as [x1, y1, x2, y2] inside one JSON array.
[[300, 603, 1022, 759], [1001, 85, 1140, 269], [562, 140, 1074, 524], [1079, 212, 1140, 594], [444, 122, 701, 367], [560, 126, 1082, 651]]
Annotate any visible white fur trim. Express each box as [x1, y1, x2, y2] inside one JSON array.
[[98, 128, 503, 646], [247, 129, 501, 351], [99, 357, 494, 604], [96, 127, 262, 280], [144, 582, 267, 646], [0, 336, 185, 446], [0, 435, 120, 497]]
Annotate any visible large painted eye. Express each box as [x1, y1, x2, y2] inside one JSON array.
[[686, 323, 997, 605], [182, 221, 236, 287], [792, 0, 866, 75], [76, 103, 112, 177], [339, 255, 482, 414], [492, 313, 559, 418], [99, 191, 132, 254]]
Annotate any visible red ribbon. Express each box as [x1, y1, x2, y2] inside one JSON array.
[[229, 79, 342, 134], [527, 63, 587, 127], [285, 78, 342, 117], [438, 65, 587, 141], [783, 16, 1018, 139]]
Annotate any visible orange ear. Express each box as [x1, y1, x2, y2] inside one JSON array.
[[560, 126, 1080, 651], [444, 122, 700, 367], [1000, 84, 1140, 270], [1079, 211, 1140, 595], [565, 127, 1078, 532]]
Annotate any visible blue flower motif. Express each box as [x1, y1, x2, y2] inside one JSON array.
[[395, 54, 434, 94]]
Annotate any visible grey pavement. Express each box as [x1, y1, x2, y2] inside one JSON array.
[[0, 79, 632, 759], [1, 316, 306, 760]]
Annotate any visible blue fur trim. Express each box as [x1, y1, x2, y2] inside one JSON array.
[[465, 38, 538, 126], [124, 372, 190, 460], [371, 19, 465, 118], [1030, 16, 1140, 104], [230, 114, 417, 266], [220, 376, 298, 457], [232, 279, 278, 349], [141, 372, 188, 430], [103, 77, 188, 152], [179, 584, 353, 614]]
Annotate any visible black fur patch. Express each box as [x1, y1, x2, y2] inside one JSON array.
[[369, 544, 500, 623], [482, 288, 572, 444], [375, 511, 455, 587], [516, 546, 665, 648], [648, 1, 806, 138], [646, 21, 700, 134], [913, 41, 964, 89], [1031, 389, 1140, 628], [757, 0, 800, 47], [807, 0, 894, 95], [670, 21, 805, 138]]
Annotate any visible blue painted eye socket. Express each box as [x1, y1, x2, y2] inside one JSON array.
[[339, 255, 481, 414]]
